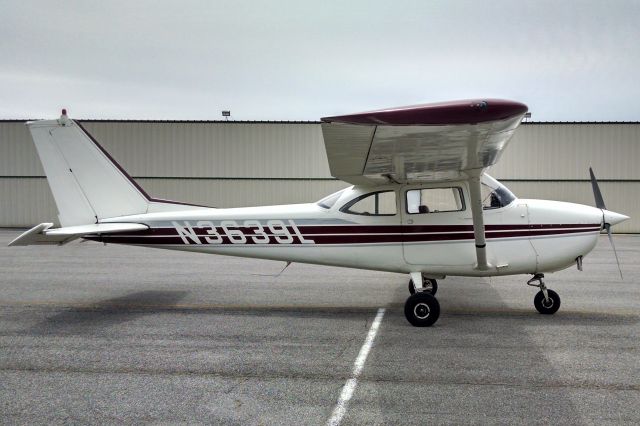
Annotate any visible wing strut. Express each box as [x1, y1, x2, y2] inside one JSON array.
[[467, 170, 491, 270]]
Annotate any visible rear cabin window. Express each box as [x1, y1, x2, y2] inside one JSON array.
[[317, 189, 346, 209], [406, 187, 464, 214], [341, 191, 397, 216]]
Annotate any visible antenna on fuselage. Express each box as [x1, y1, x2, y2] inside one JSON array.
[[251, 261, 292, 277]]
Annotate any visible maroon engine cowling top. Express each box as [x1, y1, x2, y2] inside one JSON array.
[[321, 99, 528, 126]]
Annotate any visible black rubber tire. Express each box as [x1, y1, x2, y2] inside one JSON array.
[[404, 292, 440, 327], [534, 289, 561, 315], [408, 278, 438, 295]]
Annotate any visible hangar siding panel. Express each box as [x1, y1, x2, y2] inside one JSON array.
[[0, 121, 638, 231], [80, 122, 331, 178], [3, 121, 639, 180], [0, 122, 45, 175], [0, 179, 58, 226], [492, 124, 640, 180]]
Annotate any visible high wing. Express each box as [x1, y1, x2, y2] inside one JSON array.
[[321, 99, 528, 185], [321, 99, 528, 271]]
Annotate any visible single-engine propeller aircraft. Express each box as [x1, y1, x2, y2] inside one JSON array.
[[10, 99, 629, 326]]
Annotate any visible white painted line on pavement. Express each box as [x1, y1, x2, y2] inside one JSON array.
[[327, 308, 385, 426]]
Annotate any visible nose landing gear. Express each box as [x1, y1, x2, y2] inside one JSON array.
[[527, 273, 561, 315], [405, 272, 441, 326]]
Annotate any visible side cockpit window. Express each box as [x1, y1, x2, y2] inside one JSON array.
[[406, 187, 464, 214], [340, 191, 397, 216]]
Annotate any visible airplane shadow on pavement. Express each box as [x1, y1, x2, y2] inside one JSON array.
[[29, 290, 190, 336]]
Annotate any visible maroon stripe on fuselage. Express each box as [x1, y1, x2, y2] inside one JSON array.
[[126, 223, 601, 237], [88, 224, 601, 246]]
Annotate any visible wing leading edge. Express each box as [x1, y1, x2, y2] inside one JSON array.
[[321, 99, 528, 185]]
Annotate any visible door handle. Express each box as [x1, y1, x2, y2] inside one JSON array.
[[407, 219, 414, 224]]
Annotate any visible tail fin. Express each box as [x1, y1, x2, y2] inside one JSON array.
[[27, 111, 206, 226]]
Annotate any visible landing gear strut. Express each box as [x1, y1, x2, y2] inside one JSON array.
[[527, 273, 561, 315], [408, 275, 438, 295], [405, 272, 441, 326]]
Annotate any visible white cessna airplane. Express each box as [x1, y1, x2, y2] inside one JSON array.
[[10, 99, 629, 326]]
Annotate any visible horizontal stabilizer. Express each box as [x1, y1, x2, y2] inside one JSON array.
[[8, 223, 148, 247]]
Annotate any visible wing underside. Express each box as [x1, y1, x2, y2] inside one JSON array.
[[321, 99, 528, 185]]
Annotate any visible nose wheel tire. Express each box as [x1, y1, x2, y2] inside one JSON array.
[[404, 293, 440, 327], [534, 289, 561, 315], [408, 278, 438, 295]]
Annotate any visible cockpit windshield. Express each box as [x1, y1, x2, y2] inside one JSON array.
[[317, 189, 346, 209], [481, 175, 516, 209]]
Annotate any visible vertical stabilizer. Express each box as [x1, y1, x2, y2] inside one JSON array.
[[28, 113, 153, 226]]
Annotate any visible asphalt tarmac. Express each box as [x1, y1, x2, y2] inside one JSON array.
[[1, 229, 638, 425]]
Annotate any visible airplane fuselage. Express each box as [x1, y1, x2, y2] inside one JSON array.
[[92, 181, 605, 278]]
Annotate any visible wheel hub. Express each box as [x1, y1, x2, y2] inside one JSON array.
[[414, 303, 430, 319], [541, 298, 554, 309]]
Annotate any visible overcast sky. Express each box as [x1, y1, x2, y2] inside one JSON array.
[[1, 0, 638, 121]]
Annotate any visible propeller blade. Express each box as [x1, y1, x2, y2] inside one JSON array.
[[589, 167, 606, 210], [605, 223, 623, 280], [590, 168, 625, 279]]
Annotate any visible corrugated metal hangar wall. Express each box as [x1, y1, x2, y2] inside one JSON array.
[[0, 120, 638, 232]]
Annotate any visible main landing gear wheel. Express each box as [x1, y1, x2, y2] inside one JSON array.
[[527, 273, 561, 315], [404, 292, 440, 327], [408, 277, 438, 295], [534, 289, 561, 315]]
